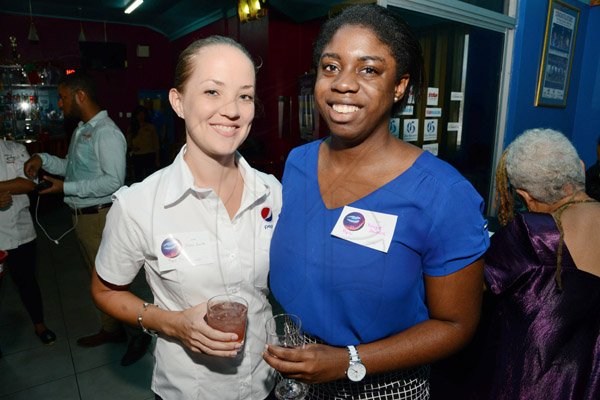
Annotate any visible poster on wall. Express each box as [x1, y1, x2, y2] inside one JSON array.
[[402, 119, 419, 142], [427, 87, 439, 106], [401, 105, 414, 116], [424, 119, 438, 141], [422, 143, 439, 156], [534, 0, 580, 107], [389, 118, 400, 138]]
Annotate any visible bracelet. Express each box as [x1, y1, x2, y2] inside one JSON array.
[[137, 302, 159, 337]]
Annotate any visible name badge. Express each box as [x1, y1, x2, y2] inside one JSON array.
[[331, 206, 397, 253], [155, 231, 216, 271]]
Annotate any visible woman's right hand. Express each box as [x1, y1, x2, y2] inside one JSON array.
[[170, 302, 242, 357], [91, 270, 241, 358]]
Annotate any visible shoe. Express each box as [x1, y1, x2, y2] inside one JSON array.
[[77, 329, 127, 348], [38, 329, 57, 345], [121, 333, 152, 366]]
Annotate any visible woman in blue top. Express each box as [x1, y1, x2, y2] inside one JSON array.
[[264, 5, 489, 399]]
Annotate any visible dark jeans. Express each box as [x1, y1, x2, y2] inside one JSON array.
[[5, 240, 44, 324]]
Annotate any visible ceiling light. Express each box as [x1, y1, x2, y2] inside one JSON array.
[[79, 22, 86, 42], [238, 0, 267, 23], [124, 0, 144, 14], [78, 7, 86, 42], [28, 21, 39, 42], [28, 0, 39, 42]]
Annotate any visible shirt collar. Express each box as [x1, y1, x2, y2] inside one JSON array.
[[163, 145, 270, 207], [77, 110, 108, 130]]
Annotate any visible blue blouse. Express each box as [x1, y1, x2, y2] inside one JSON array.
[[269, 140, 489, 346]]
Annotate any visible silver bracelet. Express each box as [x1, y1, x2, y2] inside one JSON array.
[[137, 302, 159, 337]]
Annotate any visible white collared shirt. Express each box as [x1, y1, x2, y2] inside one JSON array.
[[96, 145, 281, 400], [39, 110, 127, 209], [0, 140, 36, 250]]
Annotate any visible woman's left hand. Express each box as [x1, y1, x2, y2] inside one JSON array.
[[0, 191, 12, 209], [263, 343, 348, 384]]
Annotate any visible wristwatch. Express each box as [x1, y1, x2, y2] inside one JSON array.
[[346, 345, 367, 382]]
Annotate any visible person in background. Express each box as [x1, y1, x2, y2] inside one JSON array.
[[23, 71, 149, 366], [143, 98, 167, 166], [127, 105, 159, 182], [91, 36, 281, 400], [1, 139, 56, 347], [585, 135, 600, 201], [265, 5, 489, 399], [466, 128, 600, 400]]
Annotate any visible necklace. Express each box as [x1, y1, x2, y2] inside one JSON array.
[[220, 169, 242, 219]]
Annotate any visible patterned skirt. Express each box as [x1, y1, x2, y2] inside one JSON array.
[[301, 333, 430, 400]]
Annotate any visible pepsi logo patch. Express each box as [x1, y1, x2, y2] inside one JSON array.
[[261, 207, 273, 222], [343, 212, 365, 231], [161, 238, 181, 259]]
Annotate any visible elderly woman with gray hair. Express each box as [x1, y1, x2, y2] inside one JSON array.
[[468, 128, 600, 400]]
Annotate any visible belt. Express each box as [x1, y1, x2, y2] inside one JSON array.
[[72, 203, 112, 215]]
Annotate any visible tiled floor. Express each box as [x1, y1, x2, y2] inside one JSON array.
[[0, 201, 154, 400]]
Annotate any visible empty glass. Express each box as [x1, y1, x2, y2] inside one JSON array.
[[265, 313, 309, 400]]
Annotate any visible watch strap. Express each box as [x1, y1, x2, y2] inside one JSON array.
[[347, 345, 361, 362]]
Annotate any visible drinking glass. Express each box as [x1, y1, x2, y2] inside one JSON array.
[[206, 294, 248, 343], [265, 314, 309, 400]]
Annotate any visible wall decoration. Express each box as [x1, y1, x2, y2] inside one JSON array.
[[402, 119, 419, 142], [389, 118, 400, 138], [535, 0, 580, 107], [426, 87, 439, 106], [424, 119, 438, 141]]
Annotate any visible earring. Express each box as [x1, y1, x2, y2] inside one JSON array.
[[394, 96, 399, 102]]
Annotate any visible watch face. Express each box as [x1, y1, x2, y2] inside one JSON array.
[[347, 362, 367, 382]]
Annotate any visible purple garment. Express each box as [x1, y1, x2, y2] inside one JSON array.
[[478, 212, 600, 400]]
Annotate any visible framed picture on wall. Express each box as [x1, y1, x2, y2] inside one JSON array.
[[534, 0, 580, 107]]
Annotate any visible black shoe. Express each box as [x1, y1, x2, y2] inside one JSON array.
[[77, 329, 127, 347], [121, 333, 152, 366], [38, 329, 57, 345]]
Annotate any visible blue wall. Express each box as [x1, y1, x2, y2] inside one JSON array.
[[572, 5, 600, 167], [505, 0, 599, 167]]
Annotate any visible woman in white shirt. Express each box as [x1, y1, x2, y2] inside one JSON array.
[[1, 140, 56, 347], [91, 36, 281, 399]]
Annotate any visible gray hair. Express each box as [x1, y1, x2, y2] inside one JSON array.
[[505, 128, 584, 204]]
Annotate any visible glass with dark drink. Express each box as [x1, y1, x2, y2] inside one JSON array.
[[206, 294, 248, 343]]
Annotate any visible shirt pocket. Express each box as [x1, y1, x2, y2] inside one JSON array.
[[252, 240, 271, 291], [4, 158, 19, 180]]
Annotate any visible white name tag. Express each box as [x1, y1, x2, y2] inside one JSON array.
[[155, 231, 216, 271], [331, 206, 397, 253]]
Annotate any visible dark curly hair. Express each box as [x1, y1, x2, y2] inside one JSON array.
[[312, 4, 424, 114]]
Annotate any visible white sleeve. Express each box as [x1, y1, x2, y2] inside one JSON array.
[[14, 143, 31, 179], [95, 197, 145, 285]]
